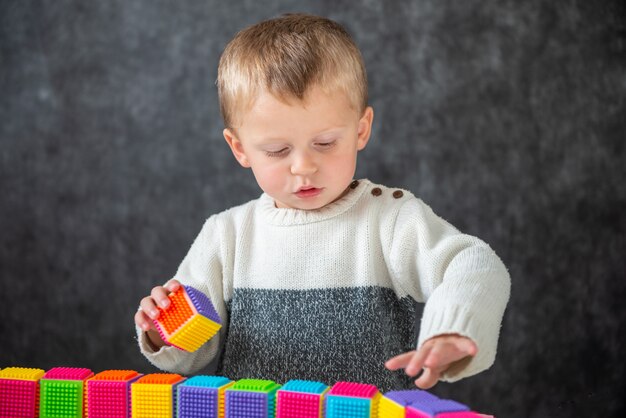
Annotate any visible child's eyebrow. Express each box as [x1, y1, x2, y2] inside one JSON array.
[[253, 136, 290, 145], [256, 127, 347, 144], [311, 128, 346, 139]]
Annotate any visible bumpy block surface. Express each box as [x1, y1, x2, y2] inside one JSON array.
[[377, 395, 404, 417], [131, 373, 185, 418], [380, 390, 439, 417], [325, 382, 381, 418], [87, 370, 141, 418], [225, 379, 281, 418], [0, 367, 45, 418], [177, 375, 234, 418], [276, 380, 328, 418], [40, 367, 94, 418], [404, 394, 469, 418], [154, 285, 222, 352]]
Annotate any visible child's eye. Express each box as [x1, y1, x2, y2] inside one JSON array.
[[316, 140, 337, 149], [265, 148, 289, 157]]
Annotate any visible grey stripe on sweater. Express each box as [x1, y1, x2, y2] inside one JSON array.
[[216, 286, 423, 392]]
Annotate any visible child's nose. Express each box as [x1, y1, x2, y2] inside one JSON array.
[[290, 152, 318, 176]]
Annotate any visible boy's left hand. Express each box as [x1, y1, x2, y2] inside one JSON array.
[[385, 334, 478, 389]]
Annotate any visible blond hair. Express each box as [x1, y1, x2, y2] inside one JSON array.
[[217, 13, 368, 128]]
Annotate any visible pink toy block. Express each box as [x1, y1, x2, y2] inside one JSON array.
[[328, 381, 378, 398], [0, 367, 45, 418], [87, 370, 142, 418], [276, 380, 329, 418]]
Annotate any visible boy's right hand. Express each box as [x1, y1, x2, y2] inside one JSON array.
[[134, 279, 182, 350]]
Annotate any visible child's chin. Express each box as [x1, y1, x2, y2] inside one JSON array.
[[293, 202, 325, 210], [274, 194, 329, 210], [282, 199, 328, 211]]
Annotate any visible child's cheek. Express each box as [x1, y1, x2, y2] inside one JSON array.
[[328, 151, 357, 181], [257, 163, 288, 194]]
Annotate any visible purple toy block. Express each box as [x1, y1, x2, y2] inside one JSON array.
[[406, 397, 470, 418]]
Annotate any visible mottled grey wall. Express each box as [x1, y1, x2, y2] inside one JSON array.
[[1, 0, 624, 416]]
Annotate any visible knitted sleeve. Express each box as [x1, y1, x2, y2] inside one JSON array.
[[136, 215, 229, 375], [387, 197, 511, 382]]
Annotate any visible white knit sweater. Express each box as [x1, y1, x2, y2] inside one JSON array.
[[137, 179, 510, 390]]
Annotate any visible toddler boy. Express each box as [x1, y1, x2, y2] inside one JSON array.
[[134, 13, 510, 392]]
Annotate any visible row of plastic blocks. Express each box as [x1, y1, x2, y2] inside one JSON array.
[[0, 368, 489, 418], [153, 284, 222, 352], [94, 375, 275, 418], [256, 380, 482, 418], [129, 375, 278, 418], [0, 366, 94, 418]]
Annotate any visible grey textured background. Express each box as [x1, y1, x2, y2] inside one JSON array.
[[1, 0, 624, 416]]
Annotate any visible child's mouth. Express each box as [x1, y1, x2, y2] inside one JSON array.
[[295, 187, 322, 198]]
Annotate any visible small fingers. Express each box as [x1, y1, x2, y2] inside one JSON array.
[[458, 337, 478, 357], [415, 365, 445, 389], [423, 336, 478, 370], [386, 336, 477, 390], [140, 295, 161, 320], [423, 343, 459, 370], [405, 345, 432, 377], [164, 279, 181, 293], [385, 351, 416, 371], [151, 286, 172, 309], [386, 347, 432, 378], [134, 309, 154, 332], [136, 281, 181, 333]]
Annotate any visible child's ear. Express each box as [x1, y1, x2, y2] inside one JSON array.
[[223, 128, 251, 168], [357, 106, 374, 151]]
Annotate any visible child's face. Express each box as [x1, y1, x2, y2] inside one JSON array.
[[223, 85, 374, 210]]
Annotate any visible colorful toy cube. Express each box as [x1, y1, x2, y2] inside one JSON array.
[[153, 284, 222, 352], [325, 382, 381, 418], [404, 394, 469, 418], [131, 373, 186, 418], [0, 366, 45, 418], [86, 370, 142, 418], [177, 375, 235, 418], [39, 367, 94, 418], [379, 390, 439, 417], [225, 378, 281, 418], [276, 379, 329, 418]]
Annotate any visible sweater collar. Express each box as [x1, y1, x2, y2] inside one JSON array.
[[257, 179, 371, 226]]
